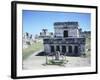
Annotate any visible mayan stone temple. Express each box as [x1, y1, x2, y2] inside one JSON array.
[[43, 22, 86, 56]]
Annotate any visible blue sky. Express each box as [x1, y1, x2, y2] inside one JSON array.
[[22, 10, 91, 36]]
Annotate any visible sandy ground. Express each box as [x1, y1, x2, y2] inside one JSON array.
[[23, 52, 91, 70]]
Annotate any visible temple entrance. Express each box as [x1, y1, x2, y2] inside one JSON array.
[[50, 46, 55, 52], [68, 46, 72, 53], [62, 46, 66, 53], [63, 30, 68, 37], [74, 46, 78, 54], [56, 46, 60, 51], [62, 46, 66, 55]]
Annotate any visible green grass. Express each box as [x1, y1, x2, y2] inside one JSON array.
[[23, 42, 43, 60], [47, 60, 66, 66]]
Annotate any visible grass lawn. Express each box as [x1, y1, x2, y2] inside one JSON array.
[[23, 42, 43, 60]]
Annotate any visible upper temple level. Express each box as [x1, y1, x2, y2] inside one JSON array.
[[54, 22, 80, 38]]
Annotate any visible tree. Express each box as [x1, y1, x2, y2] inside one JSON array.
[[40, 32, 42, 36], [50, 32, 53, 37], [42, 29, 48, 36], [30, 34, 32, 39], [26, 32, 29, 38]]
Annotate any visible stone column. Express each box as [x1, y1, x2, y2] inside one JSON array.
[[66, 45, 68, 55]]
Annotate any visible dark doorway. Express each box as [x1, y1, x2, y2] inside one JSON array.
[[63, 30, 68, 37], [68, 46, 72, 53], [74, 46, 78, 54], [56, 46, 60, 51], [62, 46, 66, 53], [50, 46, 55, 52]]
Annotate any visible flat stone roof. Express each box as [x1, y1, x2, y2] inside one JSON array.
[[54, 22, 78, 26]]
